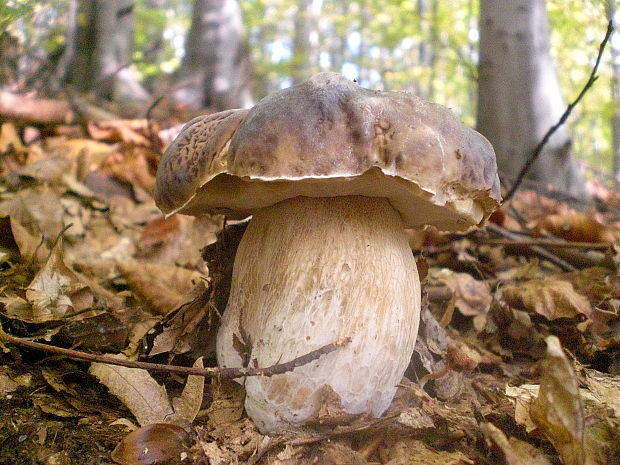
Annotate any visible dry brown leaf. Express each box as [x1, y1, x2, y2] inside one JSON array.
[[429, 269, 492, 317], [531, 336, 585, 465], [14, 154, 73, 184], [0, 373, 19, 395], [380, 438, 473, 465], [102, 146, 156, 197], [0, 215, 47, 262], [481, 422, 553, 465], [12, 240, 89, 323], [148, 283, 216, 358], [140, 215, 180, 248], [90, 355, 204, 427], [205, 379, 245, 426], [582, 369, 620, 418], [111, 423, 188, 465], [89, 354, 174, 427], [0, 185, 65, 241], [533, 212, 615, 243], [500, 278, 591, 321], [0, 122, 26, 154], [45, 137, 116, 168], [88, 120, 151, 146], [505, 384, 539, 433], [431, 269, 492, 330], [169, 357, 205, 426], [8, 216, 48, 262], [117, 262, 204, 315]]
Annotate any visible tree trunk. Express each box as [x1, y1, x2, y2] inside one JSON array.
[[477, 0, 588, 198], [171, 0, 253, 111], [608, 0, 620, 189], [68, 0, 149, 102], [291, 0, 313, 84]]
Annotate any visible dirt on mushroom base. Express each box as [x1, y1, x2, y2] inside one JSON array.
[[0, 115, 619, 464]]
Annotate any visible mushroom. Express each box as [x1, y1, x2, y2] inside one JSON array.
[[155, 72, 501, 433]]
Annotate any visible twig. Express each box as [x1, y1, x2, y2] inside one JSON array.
[[145, 95, 164, 152], [0, 329, 350, 379], [485, 238, 611, 250], [486, 223, 576, 271], [504, 20, 614, 202]]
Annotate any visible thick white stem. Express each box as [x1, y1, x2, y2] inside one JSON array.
[[216, 195, 420, 433]]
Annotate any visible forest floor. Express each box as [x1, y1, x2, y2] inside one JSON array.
[[0, 114, 619, 465]]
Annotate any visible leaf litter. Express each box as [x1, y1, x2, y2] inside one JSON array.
[[0, 117, 619, 465]]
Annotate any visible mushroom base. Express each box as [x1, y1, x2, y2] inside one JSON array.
[[216, 195, 421, 433]]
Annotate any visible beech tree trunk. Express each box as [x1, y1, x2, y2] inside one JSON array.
[[291, 0, 314, 84], [67, 0, 149, 102], [608, 0, 620, 189], [171, 0, 253, 111], [477, 0, 588, 198]]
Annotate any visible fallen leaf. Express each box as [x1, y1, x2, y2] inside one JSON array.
[[205, 379, 245, 426], [533, 212, 615, 244], [89, 354, 174, 427], [23, 239, 89, 322], [13, 154, 72, 183], [500, 278, 591, 321], [582, 369, 620, 418], [481, 422, 553, 465], [169, 357, 205, 426], [0, 185, 65, 241], [117, 262, 204, 316], [430, 268, 492, 330], [530, 336, 585, 465], [0, 372, 18, 395], [505, 384, 539, 433], [88, 120, 152, 146], [140, 215, 180, 247], [90, 354, 205, 427], [0, 122, 26, 154], [8, 216, 48, 262], [380, 438, 474, 465]]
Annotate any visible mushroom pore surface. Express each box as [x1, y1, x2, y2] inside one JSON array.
[[216, 195, 420, 433]]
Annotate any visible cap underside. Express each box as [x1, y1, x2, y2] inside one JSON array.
[[174, 168, 487, 231]]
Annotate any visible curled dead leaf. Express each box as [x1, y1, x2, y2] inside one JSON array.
[[530, 336, 585, 465], [533, 212, 615, 244], [89, 355, 204, 427], [481, 422, 552, 465], [117, 262, 204, 316], [431, 269, 492, 317], [500, 278, 591, 321]]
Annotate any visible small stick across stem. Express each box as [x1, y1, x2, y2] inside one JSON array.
[[0, 328, 350, 379]]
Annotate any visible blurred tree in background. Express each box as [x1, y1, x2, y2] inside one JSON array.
[[0, 0, 615, 194]]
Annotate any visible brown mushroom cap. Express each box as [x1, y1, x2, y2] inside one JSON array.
[[155, 72, 500, 230]]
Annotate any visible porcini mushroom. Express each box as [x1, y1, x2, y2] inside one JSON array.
[[155, 72, 500, 433]]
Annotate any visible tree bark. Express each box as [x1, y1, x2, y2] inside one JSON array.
[[607, 0, 620, 189], [291, 0, 313, 84], [68, 0, 149, 102], [477, 0, 588, 198], [171, 0, 253, 111]]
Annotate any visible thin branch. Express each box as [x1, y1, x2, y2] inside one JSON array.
[[146, 95, 164, 154], [485, 238, 612, 250], [486, 223, 576, 271], [504, 20, 614, 202], [0, 329, 350, 379]]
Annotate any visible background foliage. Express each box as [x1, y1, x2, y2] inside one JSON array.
[[1, 0, 615, 177]]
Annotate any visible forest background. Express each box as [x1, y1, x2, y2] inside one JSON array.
[[1, 0, 619, 198], [2, 2, 620, 463]]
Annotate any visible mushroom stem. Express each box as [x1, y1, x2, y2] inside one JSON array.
[[216, 195, 421, 433]]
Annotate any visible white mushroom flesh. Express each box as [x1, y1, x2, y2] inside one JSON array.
[[216, 195, 421, 433]]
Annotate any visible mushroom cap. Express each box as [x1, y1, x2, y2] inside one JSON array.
[[155, 72, 501, 230]]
